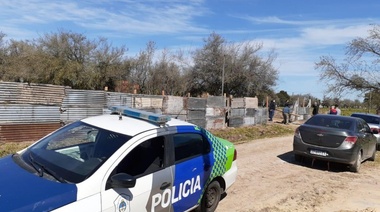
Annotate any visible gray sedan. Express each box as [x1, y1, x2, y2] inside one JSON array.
[[293, 114, 378, 172], [351, 113, 380, 149]]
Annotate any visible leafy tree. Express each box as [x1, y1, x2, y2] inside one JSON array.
[[188, 32, 278, 99], [90, 37, 127, 91], [37, 30, 97, 88], [276, 90, 290, 106]]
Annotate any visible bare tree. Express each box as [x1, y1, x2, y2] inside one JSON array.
[[148, 49, 184, 95], [316, 24, 380, 98], [130, 41, 155, 94]]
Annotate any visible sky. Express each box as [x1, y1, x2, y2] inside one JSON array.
[[1, 0, 379, 101]]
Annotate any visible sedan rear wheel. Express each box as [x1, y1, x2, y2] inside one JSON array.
[[350, 151, 362, 173]]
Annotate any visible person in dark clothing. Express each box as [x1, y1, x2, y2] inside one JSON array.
[[312, 102, 319, 116], [268, 100, 276, 121]]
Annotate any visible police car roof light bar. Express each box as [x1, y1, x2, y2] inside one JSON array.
[[110, 106, 171, 125]]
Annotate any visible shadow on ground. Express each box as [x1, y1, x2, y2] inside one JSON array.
[[277, 151, 352, 172]]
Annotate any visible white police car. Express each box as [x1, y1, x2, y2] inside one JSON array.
[[0, 106, 238, 212]]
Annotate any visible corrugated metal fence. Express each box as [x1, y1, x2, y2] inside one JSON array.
[[0, 82, 305, 142]]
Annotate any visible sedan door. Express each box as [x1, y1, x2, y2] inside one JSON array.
[[356, 120, 375, 158], [101, 135, 174, 212], [170, 132, 213, 211]]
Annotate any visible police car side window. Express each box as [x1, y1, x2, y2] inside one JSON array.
[[173, 133, 210, 163], [114, 136, 165, 177]]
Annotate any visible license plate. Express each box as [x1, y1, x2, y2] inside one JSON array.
[[310, 149, 328, 156]]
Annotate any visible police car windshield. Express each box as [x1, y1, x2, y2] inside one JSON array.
[[20, 121, 131, 183]]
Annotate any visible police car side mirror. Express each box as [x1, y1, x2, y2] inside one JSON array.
[[109, 173, 136, 188]]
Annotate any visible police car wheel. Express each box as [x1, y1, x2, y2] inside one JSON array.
[[199, 181, 221, 212]]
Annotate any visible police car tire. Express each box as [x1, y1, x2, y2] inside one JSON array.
[[199, 181, 221, 212]]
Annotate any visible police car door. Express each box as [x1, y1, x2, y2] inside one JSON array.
[[169, 131, 212, 211], [101, 135, 173, 212]]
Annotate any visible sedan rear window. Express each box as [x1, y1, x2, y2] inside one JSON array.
[[306, 116, 353, 130]]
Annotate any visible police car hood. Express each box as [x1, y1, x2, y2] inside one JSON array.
[[0, 155, 77, 211]]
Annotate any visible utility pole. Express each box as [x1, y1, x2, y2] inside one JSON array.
[[222, 55, 225, 96]]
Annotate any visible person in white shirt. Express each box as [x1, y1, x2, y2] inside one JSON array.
[[335, 104, 341, 115]]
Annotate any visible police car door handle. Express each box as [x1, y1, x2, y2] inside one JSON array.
[[160, 182, 171, 190]]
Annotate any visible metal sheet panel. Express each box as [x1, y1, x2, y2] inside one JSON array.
[[60, 89, 106, 123], [62, 89, 106, 107], [106, 92, 133, 107], [0, 105, 60, 123], [0, 82, 66, 105]]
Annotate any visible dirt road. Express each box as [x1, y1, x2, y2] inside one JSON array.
[[217, 134, 380, 212]]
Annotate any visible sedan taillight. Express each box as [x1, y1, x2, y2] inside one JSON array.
[[343, 136, 358, 145]]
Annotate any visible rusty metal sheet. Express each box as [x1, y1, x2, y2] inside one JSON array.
[[0, 123, 61, 142]]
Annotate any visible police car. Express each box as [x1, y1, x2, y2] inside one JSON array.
[[0, 106, 238, 212]]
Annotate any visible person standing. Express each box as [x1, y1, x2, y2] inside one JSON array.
[[282, 102, 290, 124], [268, 100, 276, 121], [312, 102, 319, 116], [335, 104, 341, 115], [329, 105, 337, 115]]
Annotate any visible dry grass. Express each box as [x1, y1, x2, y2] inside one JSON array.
[[0, 142, 33, 158], [210, 122, 298, 144]]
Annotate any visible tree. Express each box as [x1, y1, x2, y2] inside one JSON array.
[[316, 24, 380, 99], [130, 41, 155, 94], [0, 32, 7, 79], [37, 30, 97, 88], [148, 49, 185, 95], [188, 32, 278, 98], [276, 90, 290, 106], [90, 37, 127, 91]]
